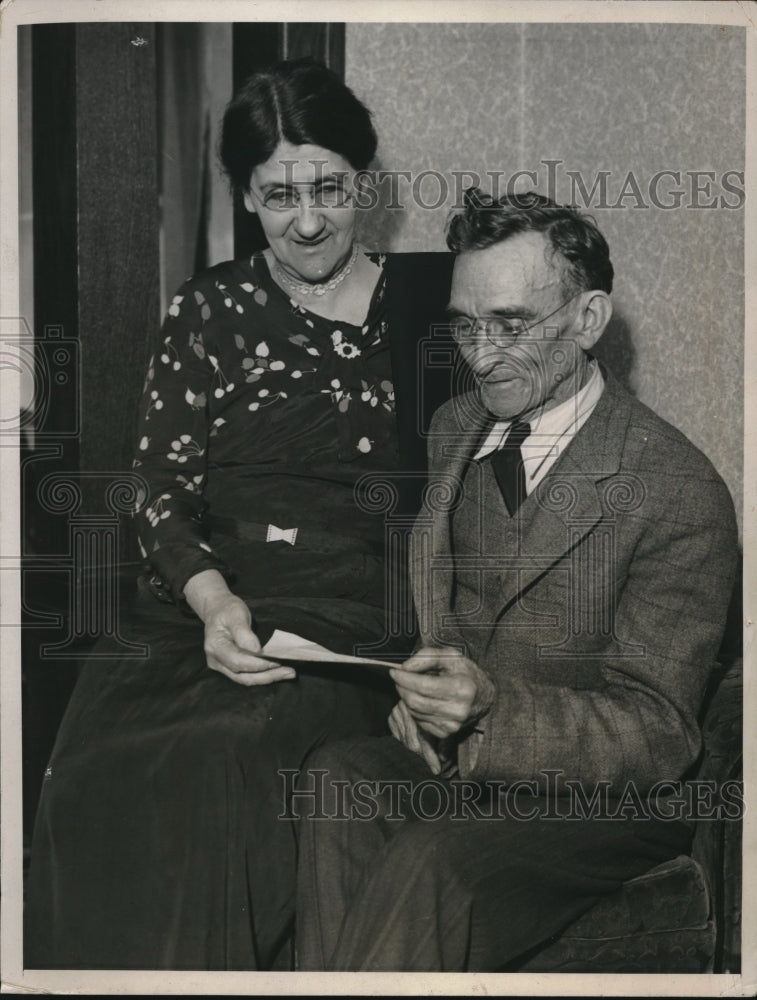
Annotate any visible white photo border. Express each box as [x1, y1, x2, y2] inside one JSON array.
[[1, 0, 753, 994]]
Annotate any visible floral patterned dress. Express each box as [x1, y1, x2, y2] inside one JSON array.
[[25, 253, 405, 971], [134, 251, 399, 634]]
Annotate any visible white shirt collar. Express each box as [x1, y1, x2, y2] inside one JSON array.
[[474, 359, 605, 490]]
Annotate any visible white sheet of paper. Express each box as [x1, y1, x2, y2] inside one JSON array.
[[260, 629, 397, 669]]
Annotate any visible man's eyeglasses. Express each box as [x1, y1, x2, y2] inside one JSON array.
[[448, 291, 583, 348]]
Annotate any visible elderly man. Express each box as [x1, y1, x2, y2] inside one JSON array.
[[294, 190, 738, 971]]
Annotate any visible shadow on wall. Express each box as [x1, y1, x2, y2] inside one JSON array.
[[593, 309, 637, 394], [356, 157, 407, 251]]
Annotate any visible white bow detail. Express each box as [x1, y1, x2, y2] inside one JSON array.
[[266, 524, 298, 545]]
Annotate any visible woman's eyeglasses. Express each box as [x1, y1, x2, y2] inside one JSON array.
[[252, 182, 352, 212]]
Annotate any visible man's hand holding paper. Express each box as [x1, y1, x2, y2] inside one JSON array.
[[390, 646, 496, 739]]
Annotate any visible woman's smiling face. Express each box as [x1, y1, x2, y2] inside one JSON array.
[[244, 140, 357, 286]]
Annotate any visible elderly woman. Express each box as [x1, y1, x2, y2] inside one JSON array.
[[25, 59, 451, 971]]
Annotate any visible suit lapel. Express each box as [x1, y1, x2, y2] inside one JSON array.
[[413, 394, 492, 645], [414, 371, 636, 638], [498, 370, 633, 606]]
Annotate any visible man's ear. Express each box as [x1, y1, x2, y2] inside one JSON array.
[[575, 290, 612, 350], [243, 189, 256, 214]]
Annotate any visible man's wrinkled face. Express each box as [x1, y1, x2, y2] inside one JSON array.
[[448, 232, 587, 421]]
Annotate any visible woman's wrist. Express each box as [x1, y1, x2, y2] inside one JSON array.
[[183, 569, 236, 623]]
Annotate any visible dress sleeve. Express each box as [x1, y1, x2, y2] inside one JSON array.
[[132, 281, 231, 602]]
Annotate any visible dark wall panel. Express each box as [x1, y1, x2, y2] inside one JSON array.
[[75, 23, 161, 486]]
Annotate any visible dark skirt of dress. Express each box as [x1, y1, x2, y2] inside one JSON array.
[[24, 588, 395, 970], [24, 254, 406, 970]]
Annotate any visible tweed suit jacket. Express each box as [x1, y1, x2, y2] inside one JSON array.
[[411, 367, 738, 793]]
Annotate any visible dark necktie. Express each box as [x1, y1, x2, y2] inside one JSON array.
[[489, 419, 531, 515]]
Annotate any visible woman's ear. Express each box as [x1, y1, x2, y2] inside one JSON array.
[[575, 290, 612, 350], [243, 189, 257, 214]]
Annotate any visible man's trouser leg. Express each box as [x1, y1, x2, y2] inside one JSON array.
[[295, 736, 692, 971]]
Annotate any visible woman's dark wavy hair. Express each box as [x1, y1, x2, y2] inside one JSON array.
[[447, 188, 614, 294], [219, 58, 377, 195]]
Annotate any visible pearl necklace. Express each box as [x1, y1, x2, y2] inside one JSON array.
[[274, 243, 360, 297]]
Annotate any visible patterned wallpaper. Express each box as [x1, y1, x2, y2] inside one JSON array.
[[345, 22, 745, 534]]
